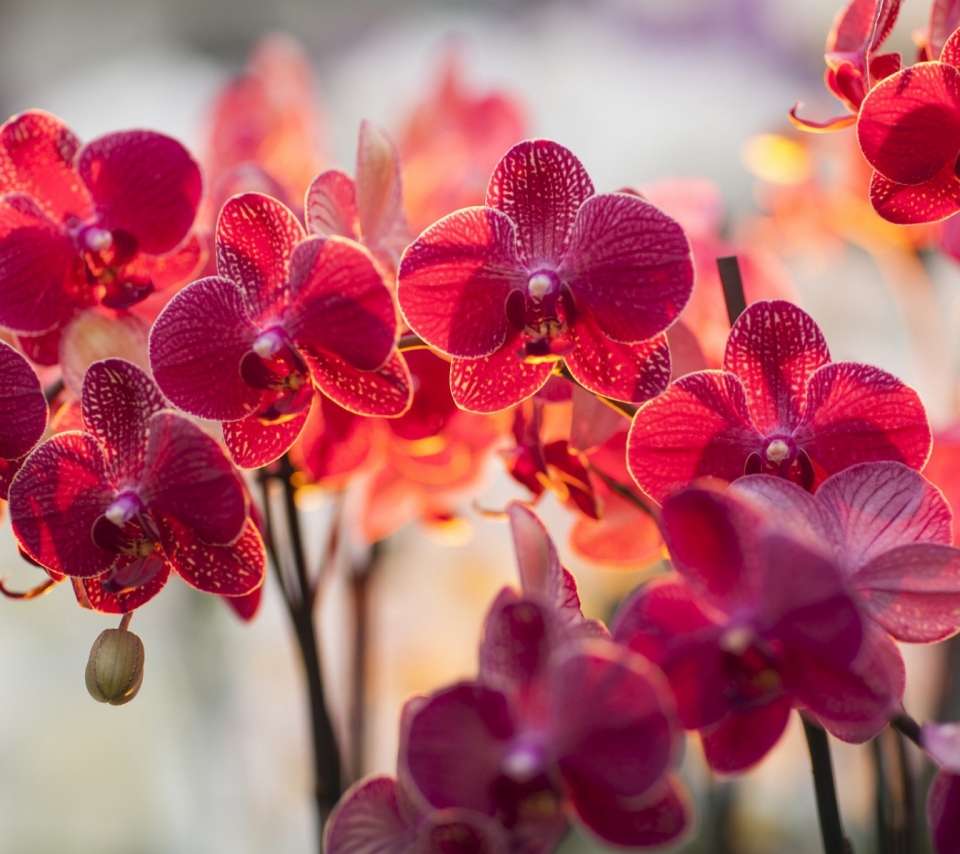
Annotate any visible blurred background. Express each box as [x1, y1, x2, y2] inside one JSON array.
[[1, 0, 958, 852]]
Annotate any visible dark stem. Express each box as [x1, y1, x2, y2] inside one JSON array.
[[43, 377, 64, 405], [890, 712, 922, 749], [873, 728, 916, 854], [397, 333, 429, 352], [802, 716, 852, 854], [348, 540, 384, 782], [717, 256, 747, 326], [260, 461, 343, 841]]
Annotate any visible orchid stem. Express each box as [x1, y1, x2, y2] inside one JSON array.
[[717, 256, 747, 326], [397, 333, 428, 352], [802, 716, 852, 854], [118, 612, 133, 632], [43, 377, 64, 405]]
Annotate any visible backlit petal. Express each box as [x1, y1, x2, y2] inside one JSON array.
[[224, 398, 314, 469], [324, 776, 413, 854], [449, 342, 551, 413], [0, 340, 47, 463], [309, 350, 412, 417], [869, 165, 960, 224], [306, 169, 360, 241], [700, 697, 792, 774]]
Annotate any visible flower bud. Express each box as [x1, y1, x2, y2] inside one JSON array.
[[85, 628, 144, 705]]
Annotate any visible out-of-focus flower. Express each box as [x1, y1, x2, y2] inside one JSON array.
[[613, 485, 900, 772], [307, 121, 411, 276], [204, 33, 325, 213], [857, 28, 960, 224], [398, 139, 691, 412], [628, 299, 931, 503], [921, 721, 960, 853], [0, 110, 203, 361], [150, 192, 410, 469], [791, 0, 903, 131], [9, 359, 265, 614], [398, 50, 527, 234], [0, 339, 47, 498]]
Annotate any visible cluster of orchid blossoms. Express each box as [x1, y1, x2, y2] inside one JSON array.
[[5, 2, 960, 851]]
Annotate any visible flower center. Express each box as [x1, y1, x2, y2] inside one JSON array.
[[504, 270, 577, 364], [91, 493, 166, 594], [240, 327, 313, 424], [744, 435, 815, 491], [75, 226, 153, 309], [719, 629, 783, 709]]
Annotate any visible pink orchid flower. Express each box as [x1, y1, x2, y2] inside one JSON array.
[[149, 191, 411, 469], [397, 139, 693, 412], [0, 340, 48, 498], [9, 359, 264, 614], [627, 299, 931, 504], [613, 485, 900, 773], [0, 110, 202, 350]]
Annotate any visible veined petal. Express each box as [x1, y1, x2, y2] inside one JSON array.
[[80, 359, 165, 486], [0, 194, 76, 334], [700, 697, 792, 774], [149, 276, 263, 421], [566, 774, 689, 849], [139, 412, 247, 546], [853, 543, 960, 642], [60, 310, 150, 397], [729, 476, 835, 553], [397, 207, 526, 358], [626, 371, 762, 505], [72, 562, 170, 614], [287, 236, 396, 371], [306, 169, 360, 241], [216, 192, 305, 319], [224, 399, 313, 470], [129, 232, 206, 292], [928, 772, 960, 854], [0, 110, 92, 222], [723, 300, 830, 434], [309, 350, 411, 417], [356, 121, 411, 258], [78, 130, 202, 255], [796, 362, 931, 475], [289, 395, 377, 484], [869, 165, 960, 224], [0, 340, 47, 462], [816, 461, 952, 567], [857, 62, 960, 185], [486, 139, 594, 267], [9, 432, 116, 578], [565, 317, 671, 404], [479, 594, 557, 697], [158, 515, 265, 596], [324, 776, 413, 854], [558, 193, 693, 344], [449, 342, 551, 413]]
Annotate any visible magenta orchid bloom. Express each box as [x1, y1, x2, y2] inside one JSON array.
[[150, 191, 411, 469], [613, 486, 900, 773], [731, 462, 960, 645], [325, 776, 510, 854], [921, 723, 960, 854], [306, 121, 412, 273], [0, 110, 202, 342], [396, 139, 692, 412], [857, 27, 960, 223], [0, 340, 48, 498], [627, 299, 931, 504], [9, 359, 264, 614]]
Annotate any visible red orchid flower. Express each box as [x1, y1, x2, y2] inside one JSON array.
[[612, 485, 900, 773], [8, 359, 264, 614], [731, 462, 960, 644], [0, 110, 203, 351], [0, 340, 48, 498], [398, 49, 527, 234], [921, 723, 960, 854], [791, 0, 902, 132], [307, 121, 412, 275], [397, 139, 692, 412], [627, 299, 931, 504], [857, 27, 960, 224], [149, 191, 411, 469], [917, 0, 960, 62], [325, 775, 510, 854]]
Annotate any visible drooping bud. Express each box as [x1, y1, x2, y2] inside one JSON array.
[[85, 628, 145, 705]]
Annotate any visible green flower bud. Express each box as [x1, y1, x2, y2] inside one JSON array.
[[85, 628, 144, 706]]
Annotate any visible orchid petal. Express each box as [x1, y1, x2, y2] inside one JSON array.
[[306, 169, 360, 241], [0, 340, 47, 463], [449, 343, 552, 413], [626, 371, 762, 504], [723, 300, 830, 434], [324, 776, 413, 854], [397, 207, 526, 358], [216, 192, 305, 319], [928, 772, 960, 854], [289, 395, 376, 484], [356, 121, 411, 258], [78, 131, 201, 254], [558, 193, 693, 344], [414, 809, 509, 854], [869, 165, 960, 224], [479, 594, 557, 696], [287, 236, 395, 371], [0, 110, 92, 222], [797, 362, 931, 474], [486, 139, 594, 267], [139, 412, 247, 546], [72, 562, 170, 614], [149, 276, 263, 421], [224, 398, 314, 469], [700, 696, 792, 774], [9, 432, 116, 578], [308, 350, 412, 417]]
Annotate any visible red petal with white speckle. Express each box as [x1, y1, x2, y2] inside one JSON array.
[[309, 350, 412, 417], [0, 340, 47, 464], [73, 562, 170, 614], [869, 165, 960, 224], [224, 396, 314, 469], [449, 339, 551, 413]]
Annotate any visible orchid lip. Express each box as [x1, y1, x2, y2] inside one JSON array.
[[501, 739, 546, 783], [253, 327, 287, 359], [83, 227, 114, 252], [104, 492, 143, 527]]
